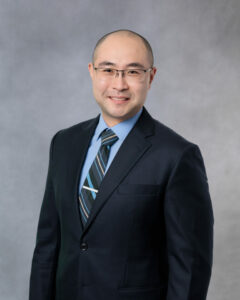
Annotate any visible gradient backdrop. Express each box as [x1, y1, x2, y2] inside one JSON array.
[[1, 0, 240, 299]]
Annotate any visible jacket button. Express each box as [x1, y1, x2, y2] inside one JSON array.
[[80, 242, 88, 251]]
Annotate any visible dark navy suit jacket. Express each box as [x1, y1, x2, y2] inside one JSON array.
[[29, 107, 213, 300]]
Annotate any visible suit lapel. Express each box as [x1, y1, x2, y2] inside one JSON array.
[[81, 107, 155, 236]]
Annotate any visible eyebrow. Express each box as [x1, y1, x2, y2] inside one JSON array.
[[97, 61, 115, 67], [96, 61, 146, 68], [126, 62, 145, 68]]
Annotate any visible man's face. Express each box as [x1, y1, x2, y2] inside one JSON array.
[[88, 34, 157, 127]]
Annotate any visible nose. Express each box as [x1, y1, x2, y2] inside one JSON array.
[[112, 71, 129, 91]]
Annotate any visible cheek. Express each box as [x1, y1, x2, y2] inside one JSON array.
[[94, 79, 108, 94], [133, 85, 148, 99]]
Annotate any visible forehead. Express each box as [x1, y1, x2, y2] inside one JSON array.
[[94, 34, 149, 66]]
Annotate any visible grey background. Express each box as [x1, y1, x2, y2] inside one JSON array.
[[1, 0, 239, 299]]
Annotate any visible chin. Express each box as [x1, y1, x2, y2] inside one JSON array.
[[113, 112, 136, 122]]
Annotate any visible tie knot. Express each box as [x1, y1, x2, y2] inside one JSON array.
[[100, 129, 119, 147]]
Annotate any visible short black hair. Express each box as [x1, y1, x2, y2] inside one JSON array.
[[92, 29, 154, 66]]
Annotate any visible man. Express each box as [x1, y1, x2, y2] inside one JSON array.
[[29, 29, 214, 300]]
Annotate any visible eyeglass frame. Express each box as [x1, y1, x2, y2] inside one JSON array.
[[93, 65, 153, 79]]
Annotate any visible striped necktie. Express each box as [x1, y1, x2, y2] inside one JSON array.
[[79, 128, 119, 226]]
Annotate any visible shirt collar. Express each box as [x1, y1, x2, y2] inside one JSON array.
[[94, 107, 143, 143]]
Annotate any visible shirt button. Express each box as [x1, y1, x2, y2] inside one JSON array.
[[80, 242, 88, 251]]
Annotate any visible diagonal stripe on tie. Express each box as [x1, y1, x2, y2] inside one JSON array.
[[79, 128, 119, 226]]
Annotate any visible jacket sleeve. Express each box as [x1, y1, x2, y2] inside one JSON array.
[[164, 144, 214, 300], [29, 132, 61, 300]]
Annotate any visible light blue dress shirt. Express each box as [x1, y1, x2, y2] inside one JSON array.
[[79, 108, 143, 193]]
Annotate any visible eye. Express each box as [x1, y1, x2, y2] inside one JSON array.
[[127, 69, 141, 76], [102, 68, 114, 74]]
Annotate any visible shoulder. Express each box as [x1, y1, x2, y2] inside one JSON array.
[[153, 117, 195, 147], [137, 107, 202, 163], [148, 117, 207, 183], [140, 106, 196, 149], [149, 116, 201, 164], [58, 116, 98, 137], [50, 116, 99, 147]]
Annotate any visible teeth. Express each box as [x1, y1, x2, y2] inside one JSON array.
[[110, 97, 128, 101]]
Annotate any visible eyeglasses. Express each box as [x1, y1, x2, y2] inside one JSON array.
[[93, 66, 153, 82]]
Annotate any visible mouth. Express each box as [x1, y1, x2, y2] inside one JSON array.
[[108, 96, 130, 103]]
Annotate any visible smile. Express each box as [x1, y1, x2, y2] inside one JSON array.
[[108, 96, 130, 102]]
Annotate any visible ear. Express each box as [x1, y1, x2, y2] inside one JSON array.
[[88, 62, 94, 79], [148, 67, 157, 89]]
